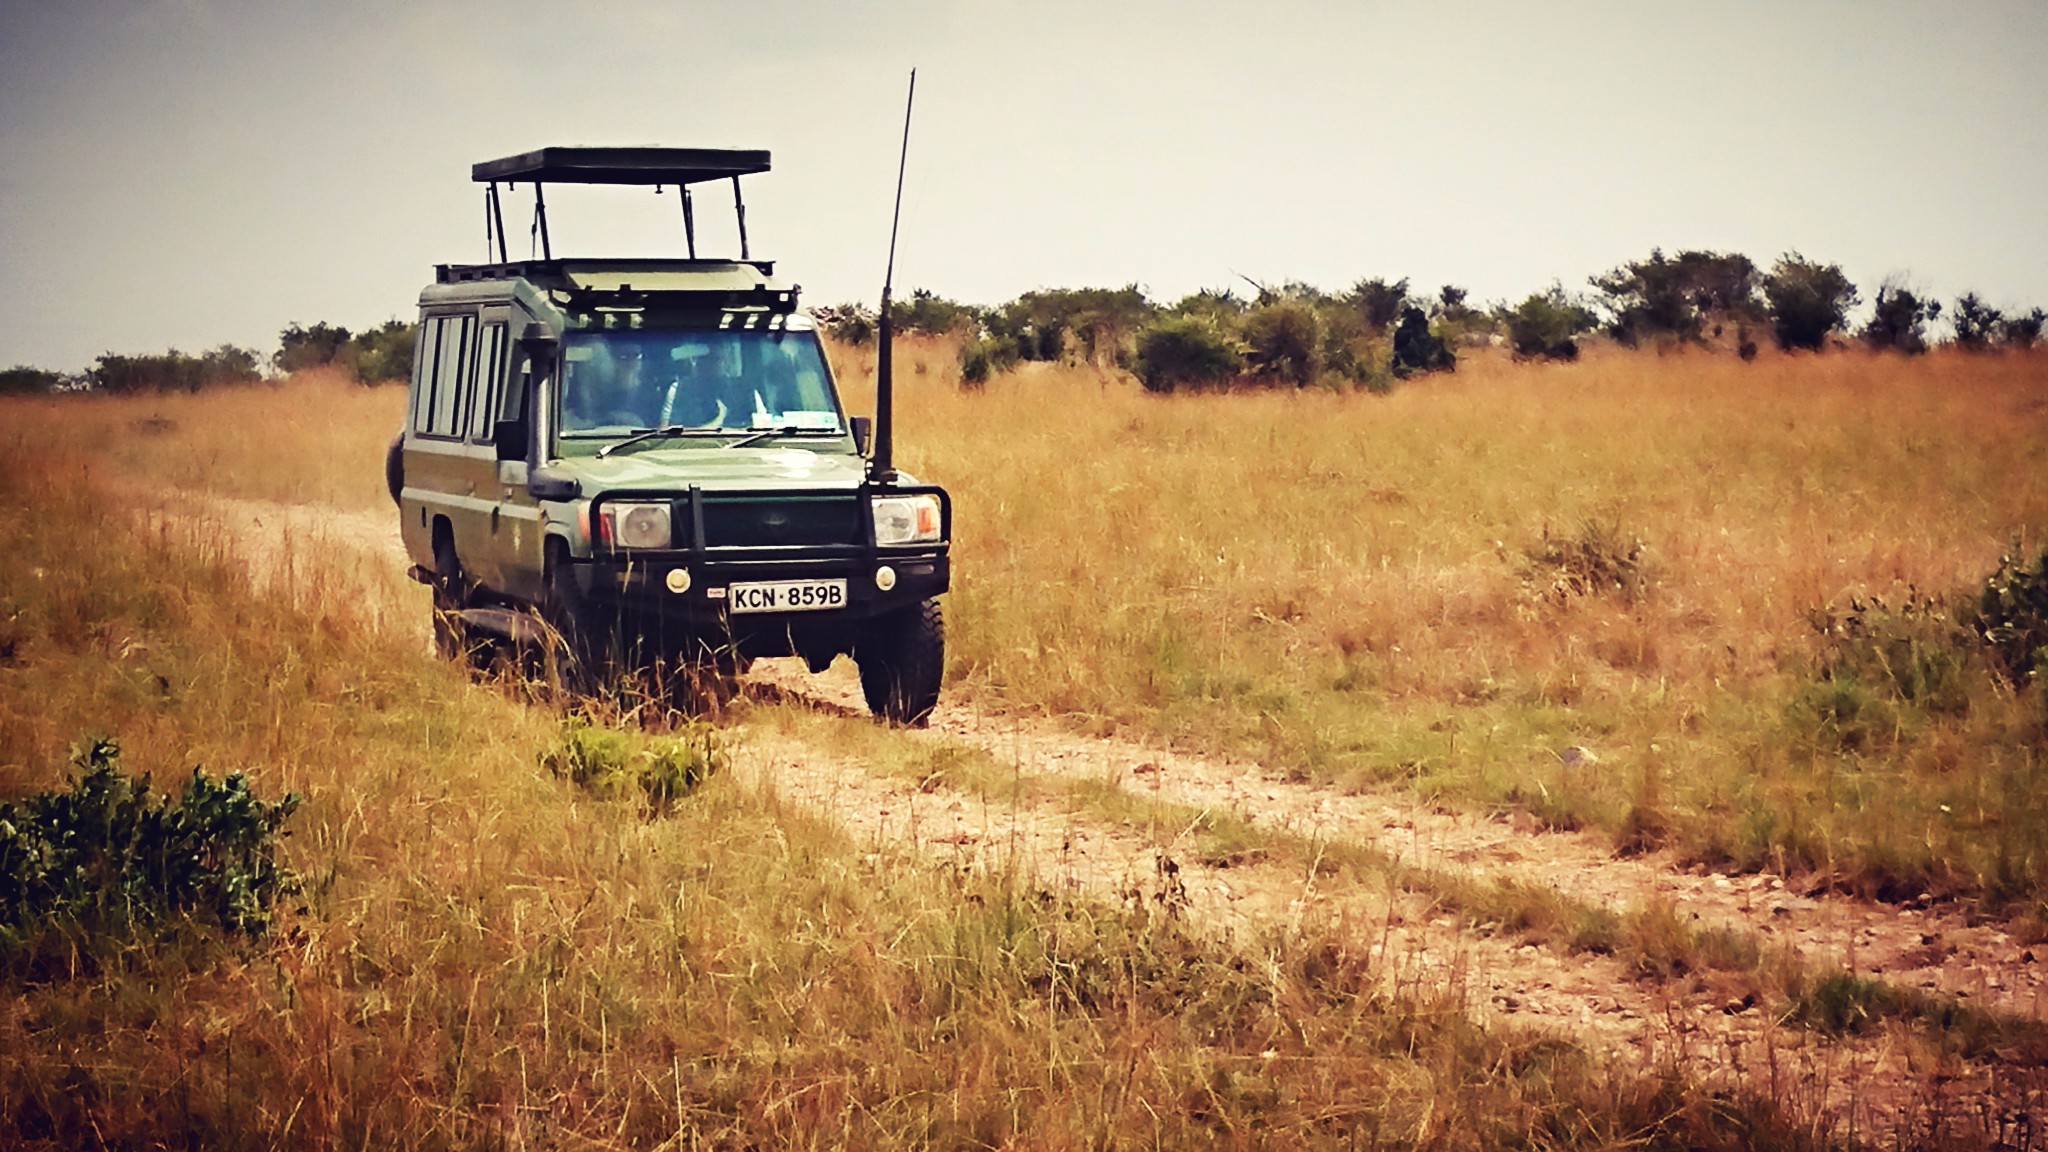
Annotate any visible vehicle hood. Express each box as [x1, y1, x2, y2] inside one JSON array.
[[556, 446, 874, 495]]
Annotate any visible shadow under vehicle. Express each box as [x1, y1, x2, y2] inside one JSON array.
[[386, 146, 950, 722]]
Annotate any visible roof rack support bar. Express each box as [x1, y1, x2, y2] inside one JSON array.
[[533, 183, 553, 260], [680, 185, 697, 259], [731, 175, 749, 260], [488, 182, 508, 265]]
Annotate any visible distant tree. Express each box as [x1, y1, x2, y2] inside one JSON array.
[[88, 346, 263, 393], [275, 321, 353, 373], [814, 304, 876, 346], [1346, 277, 1410, 332], [1591, 249, 1760, 346], [1499, 286, 1598, 361], [1133, 315, 1243, 393], [346, 320, 417, 384], [0, 365, 65, 394], [2000, 308, 2045, 350], [1950, 293, 2004, 350], [1861, 283, 1941, 354], [1390, 306, 1455, 378], [1166, 288, 1247, 325], [888, 288, 979, 336], [1241, 301, 1322, 385], [994, 285, 1155, 364], [1760, 253, 1857, 351]]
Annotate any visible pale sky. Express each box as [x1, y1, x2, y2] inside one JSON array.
[[2, 0, 2044, 371]]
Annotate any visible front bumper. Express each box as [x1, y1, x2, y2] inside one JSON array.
[[574, 484, 951, 649]]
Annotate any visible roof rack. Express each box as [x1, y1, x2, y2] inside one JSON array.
[[471, 146, 772, 264]]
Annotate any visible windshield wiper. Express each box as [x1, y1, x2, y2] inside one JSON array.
[[595, 425, 732, 458], [722, 426, 842, 450]]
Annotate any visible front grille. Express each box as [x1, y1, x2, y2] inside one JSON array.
[[699, 497, 862, 548]]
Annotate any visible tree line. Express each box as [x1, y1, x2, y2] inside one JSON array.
[[4, 249, 2041, 396], [0, 320, 416, 395], [817, 250, 2045, 393]]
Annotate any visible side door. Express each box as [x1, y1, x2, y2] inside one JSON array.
[[410, 309, 493, 579], [487, 315, 550, 605], [461, 309, 515, 590]]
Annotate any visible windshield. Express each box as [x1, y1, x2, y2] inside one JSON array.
[[558, 328, 841, 440]]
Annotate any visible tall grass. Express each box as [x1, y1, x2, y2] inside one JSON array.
[[24, 342, 2048, 911], [0, 421, 1869, 1147], [838, 340, 2048, 909]]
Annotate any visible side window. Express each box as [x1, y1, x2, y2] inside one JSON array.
[[426, 315, 474, 438], [469, 322, 508, 441], [411, 318, 445, 435]]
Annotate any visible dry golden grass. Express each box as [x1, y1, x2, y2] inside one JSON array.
[[0, 432, 1862, 1149], [837, 338, 2048, 908]]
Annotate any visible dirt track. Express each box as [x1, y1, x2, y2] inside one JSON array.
[[195, 492, 2048, 1137]]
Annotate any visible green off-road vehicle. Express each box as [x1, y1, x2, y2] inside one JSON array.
[[387, 147, 950, 722]]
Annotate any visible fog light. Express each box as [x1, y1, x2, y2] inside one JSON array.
[[874, 565, 897, 591], [665, 567, 692, 594]]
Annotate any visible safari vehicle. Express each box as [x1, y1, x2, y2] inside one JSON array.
[[387, 146, 950, 722]]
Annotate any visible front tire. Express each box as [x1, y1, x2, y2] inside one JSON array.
[[856, 598, 945, 726]]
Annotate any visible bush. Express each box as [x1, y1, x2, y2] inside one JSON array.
[[0, 738, 301, 974], [815, 304, 876, 346], [2000, 308, 2045, 350], [345, 319, 416, 384], [539, 714, 723, 817], [86, 345, 264, 393], [1808, 589, 1973, 716], [1761, 253, 1857, 351], [889, 288, 979, 336], [1133, 315, 1243, 393], [274, 321, 353, 373], [1524, 519, 1647, 603], [1591, 249, 1758, 346], [959, 334, 1019, 387], [1500, 286, 1598, 361], [1389, 306, 1454, 378], [1861, 284, 1941, 354], [1950, 292, 2003, 350], [1971, 544, 2048, 687], [1346, 277, 1410, 332], [0, 366, 66, 394], [1241, 301, 1322, 385]]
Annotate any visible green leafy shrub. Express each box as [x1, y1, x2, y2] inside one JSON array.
[[1761, 253, 1857, 352], [1241, 301, 1322, 385], [1500, 285, 1598, 361], [959, 334, 1018, 387], [344, 319, 417, 384], [1950, 292, 2004, 350], [0, 738, 301, 974], [1590, 249, 1758, 346], [1861, 284, 1941, 354], [2000, 308, 2045, 350], [87, 346, 264, 393], [274, 321, 353, 373], [0, 366, 67, 394], [1133, 315, 1243, 393], [1389, 306, 1455, 379], [540, 714, 724, 816], [1524, 519, 1647, 603], [1970, 543, 2048, 687], [889, 288, 980, 336], [1345, 277, 1410, 332], [1808, 589, 1973, 716]]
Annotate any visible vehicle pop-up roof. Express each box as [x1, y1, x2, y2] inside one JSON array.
[[469, 145, 772, 265]]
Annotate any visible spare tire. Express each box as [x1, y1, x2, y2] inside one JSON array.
[[384, 431, 404, 506]]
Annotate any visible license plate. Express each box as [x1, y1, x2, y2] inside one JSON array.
[[727, 579, 847, 614]]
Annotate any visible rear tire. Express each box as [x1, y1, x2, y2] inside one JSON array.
[[856, 598, 944, 726]]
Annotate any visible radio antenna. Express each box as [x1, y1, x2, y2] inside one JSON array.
[[872, 68, 916, 483]]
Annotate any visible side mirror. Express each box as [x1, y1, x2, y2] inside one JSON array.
[[850, 415, 872, 457], [527, 466, 580, 502]]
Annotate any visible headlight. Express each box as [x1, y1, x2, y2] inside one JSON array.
[[872, 493, 942, 546], [596, 501, 673, 549]]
